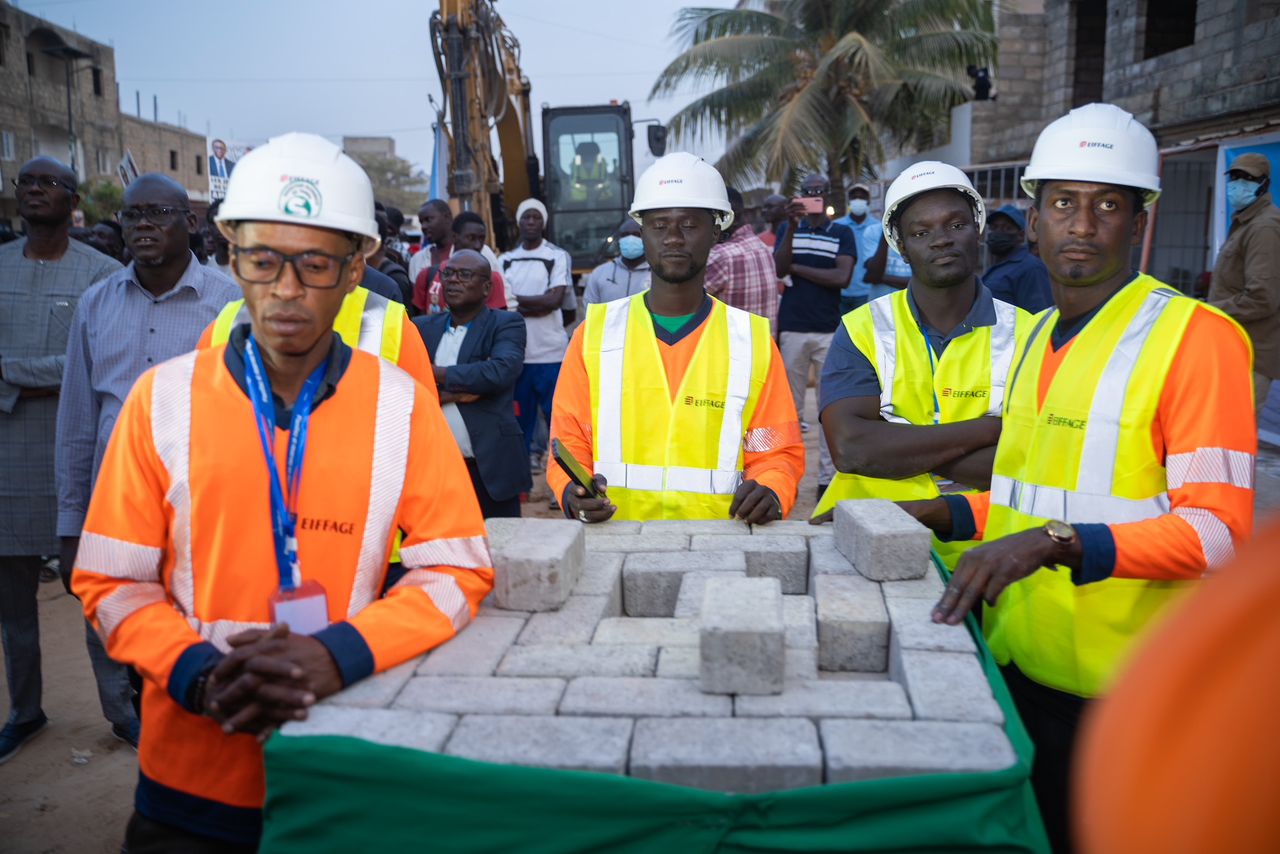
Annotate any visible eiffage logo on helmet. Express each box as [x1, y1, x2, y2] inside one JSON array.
[[658, 179, 684, 186], [1078, 141, 1115, 149]]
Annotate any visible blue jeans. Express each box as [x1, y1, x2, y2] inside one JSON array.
[[514, 362, 561, 456]]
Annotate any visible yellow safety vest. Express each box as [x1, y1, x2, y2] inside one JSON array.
[[581, 293, 772, 521], [983, 274, 1248, 698], [209, 286, 405, 364], [812, 289, 1030, 567], [210, 286, 408, 562]]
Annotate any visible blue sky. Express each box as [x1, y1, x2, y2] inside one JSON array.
[[16, 0, 733, 172]]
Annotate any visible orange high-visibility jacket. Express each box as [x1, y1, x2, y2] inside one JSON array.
[[72, 334, 492, 845]]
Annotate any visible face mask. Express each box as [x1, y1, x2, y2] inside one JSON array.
[[1227, 179, 1261, 210], [985, 232, 1020, 256], [848, 199, 870, 217], [618, 235, 645, 260]]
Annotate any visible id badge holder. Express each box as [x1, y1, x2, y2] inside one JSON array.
[[269, 579, 329, 636]]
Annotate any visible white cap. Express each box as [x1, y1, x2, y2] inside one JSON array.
[[516, 198, 547, 223], [882, 161, 985, 248], [215, 132, 379, 250], [629, 152, 734, 230], [1020, 103, 1161, 207]]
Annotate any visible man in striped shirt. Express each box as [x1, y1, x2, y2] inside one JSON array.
[[705, 187, 779, 335]]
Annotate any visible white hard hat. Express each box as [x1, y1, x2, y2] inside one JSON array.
[[882, 161, 985, 249], [630, 152, 734, 230], [1020, 103, 1161, 207], [215, 132, 380, 250]]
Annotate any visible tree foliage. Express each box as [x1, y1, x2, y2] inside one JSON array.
[[348, 152, 430, 213], [78, 178, 124, 226], [650, 0, 997, 190]]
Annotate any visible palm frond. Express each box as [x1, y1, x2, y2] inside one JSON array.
[[664, 64, 793, 143], [669, 6, 787, 47], [650, 34, 797, 99]]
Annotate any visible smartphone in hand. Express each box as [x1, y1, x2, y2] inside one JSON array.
[[552, 439, 600, 499], [793, 196, 825, 215]]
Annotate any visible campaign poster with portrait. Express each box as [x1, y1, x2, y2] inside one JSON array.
[[208, 138, 253, 200]]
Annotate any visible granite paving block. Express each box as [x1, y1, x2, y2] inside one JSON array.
[[891, 649, 1003, 724], [624, 551, 747, 617], [673, 569, 748, 618], [734, 679, 912, 720], [783, 595, 817, 649], [785, 648, 819, 681], [518, 595, 613, 645], [822, 720, 1016, 781], [833, 500, 930, 581], [573, 553, 625, 615], [486, 518, 585, 611], [583, 521, 642, 537], [417, 616, 526, 676], [700, 577, 785, 695], [559, 677, 732, 717], [808, 535, 858, 590], [881, 567, 947, 600], [751, 520, 833, 537], [282, 706, 457, 753], [325, 656, 422, 709], [476, 602, 531, 619], [886, 597, 977, 655], [393, 676, 565, 715], [640, 520, 750, 535], [593, 617, 699, 647], [630, 718, 822, 794], [497, 644, 657, 678], [814, 573, 889, 672], [656, 646, 698, 678], [690, 534, 809, 594], [586, 534, 689, 553], [445, 715, 633, 775]]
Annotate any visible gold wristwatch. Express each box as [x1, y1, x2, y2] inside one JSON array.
[[1043, 519, 1077, 546]]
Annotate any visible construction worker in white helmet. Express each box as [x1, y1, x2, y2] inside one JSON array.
[[198, 134, 436, 405], [813, 162, 1033, 571], [547, 152, 805, 523], [902, 104, 1256, 850], [71, 131, 494, 850]]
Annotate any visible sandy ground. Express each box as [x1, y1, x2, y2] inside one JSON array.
[[3, 390, 1278, 853]]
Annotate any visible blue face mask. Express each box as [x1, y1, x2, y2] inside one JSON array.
[[1227, 179, 1261, 210], [848, 199, 870, 217], [618, 234, 645, 260]]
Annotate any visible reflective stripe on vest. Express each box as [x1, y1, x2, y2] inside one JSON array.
[[210, 287, 405, 364], [981, 275, 1238, 697], [584, 294, 769, 519], [148, 351, 415, 651]]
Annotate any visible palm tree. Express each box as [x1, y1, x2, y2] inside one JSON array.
[[650, 0, 998, 189]]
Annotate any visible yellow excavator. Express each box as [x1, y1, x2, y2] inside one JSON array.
[[430, 0, 665, 273]]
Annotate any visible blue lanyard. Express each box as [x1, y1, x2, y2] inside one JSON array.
[[243, 335, 326, 592], [923, 330, 941, 426]]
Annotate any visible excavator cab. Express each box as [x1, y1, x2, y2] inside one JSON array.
[[543, 103, 635, 273]]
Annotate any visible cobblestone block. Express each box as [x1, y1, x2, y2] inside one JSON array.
[[496, 644, 657, 678], [886, 597, 976, 655], [673, 569, 748, 618], [786, 647, 819, 680], [560, 677, 732, 717], [640, 520, 749, 535], [734, 679, 912, 720], [656, 646, 699, 678], [833, 500, 931, 581], [325, 656, 423, 709], [630, 718, 822, 794], [700, 577, 786, 695], [444, 715, 633, 775], [583, 521, 642, 538], [393, 676, 566, 716], [486, 518, 585, 611], [586, 534, 689, 553], [822, 720, 1016, 782], [593, 617, 699, 647], [751, 520, 833, 537], [783, 595, 817, 649], [518, 596, 613, 645], [690, 534, 809, 593], [573, 553, 624, 615], [282, 706, 457, 753], [624, 551, 747, 617], [814, 573, 889, 672], [890, 649, 1003, 724], [881, 567, 946, 600], [808, 536, 858, 590], [417, 616, 526, 676], [476, 601, 531, 619]]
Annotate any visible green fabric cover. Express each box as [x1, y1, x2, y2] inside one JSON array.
[[651, 312, 697, 334], [262, 558, 1049, 853]]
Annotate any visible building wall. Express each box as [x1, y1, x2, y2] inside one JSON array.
[[121, 114, 210, 206]]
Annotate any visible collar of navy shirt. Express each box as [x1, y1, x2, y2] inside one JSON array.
[[224, 323, 352, 430], [904, 279, 999, 356]]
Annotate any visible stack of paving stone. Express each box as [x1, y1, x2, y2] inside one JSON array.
[[284, 500, 1016, 794]]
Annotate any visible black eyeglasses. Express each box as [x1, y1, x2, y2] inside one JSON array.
[[440, 267, 481, 282], [117, 206, 190, 227], [231, 246, 357, 289], [12, 175, 74, 192], [799, 186, 828, 197]]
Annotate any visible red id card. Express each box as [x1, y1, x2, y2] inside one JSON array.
[[269, 579, 330, 635]]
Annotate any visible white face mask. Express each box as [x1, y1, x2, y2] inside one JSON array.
[[848, 199, 870, 216]]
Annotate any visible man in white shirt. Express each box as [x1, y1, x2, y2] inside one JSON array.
[[498, 198, 570, 467]]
